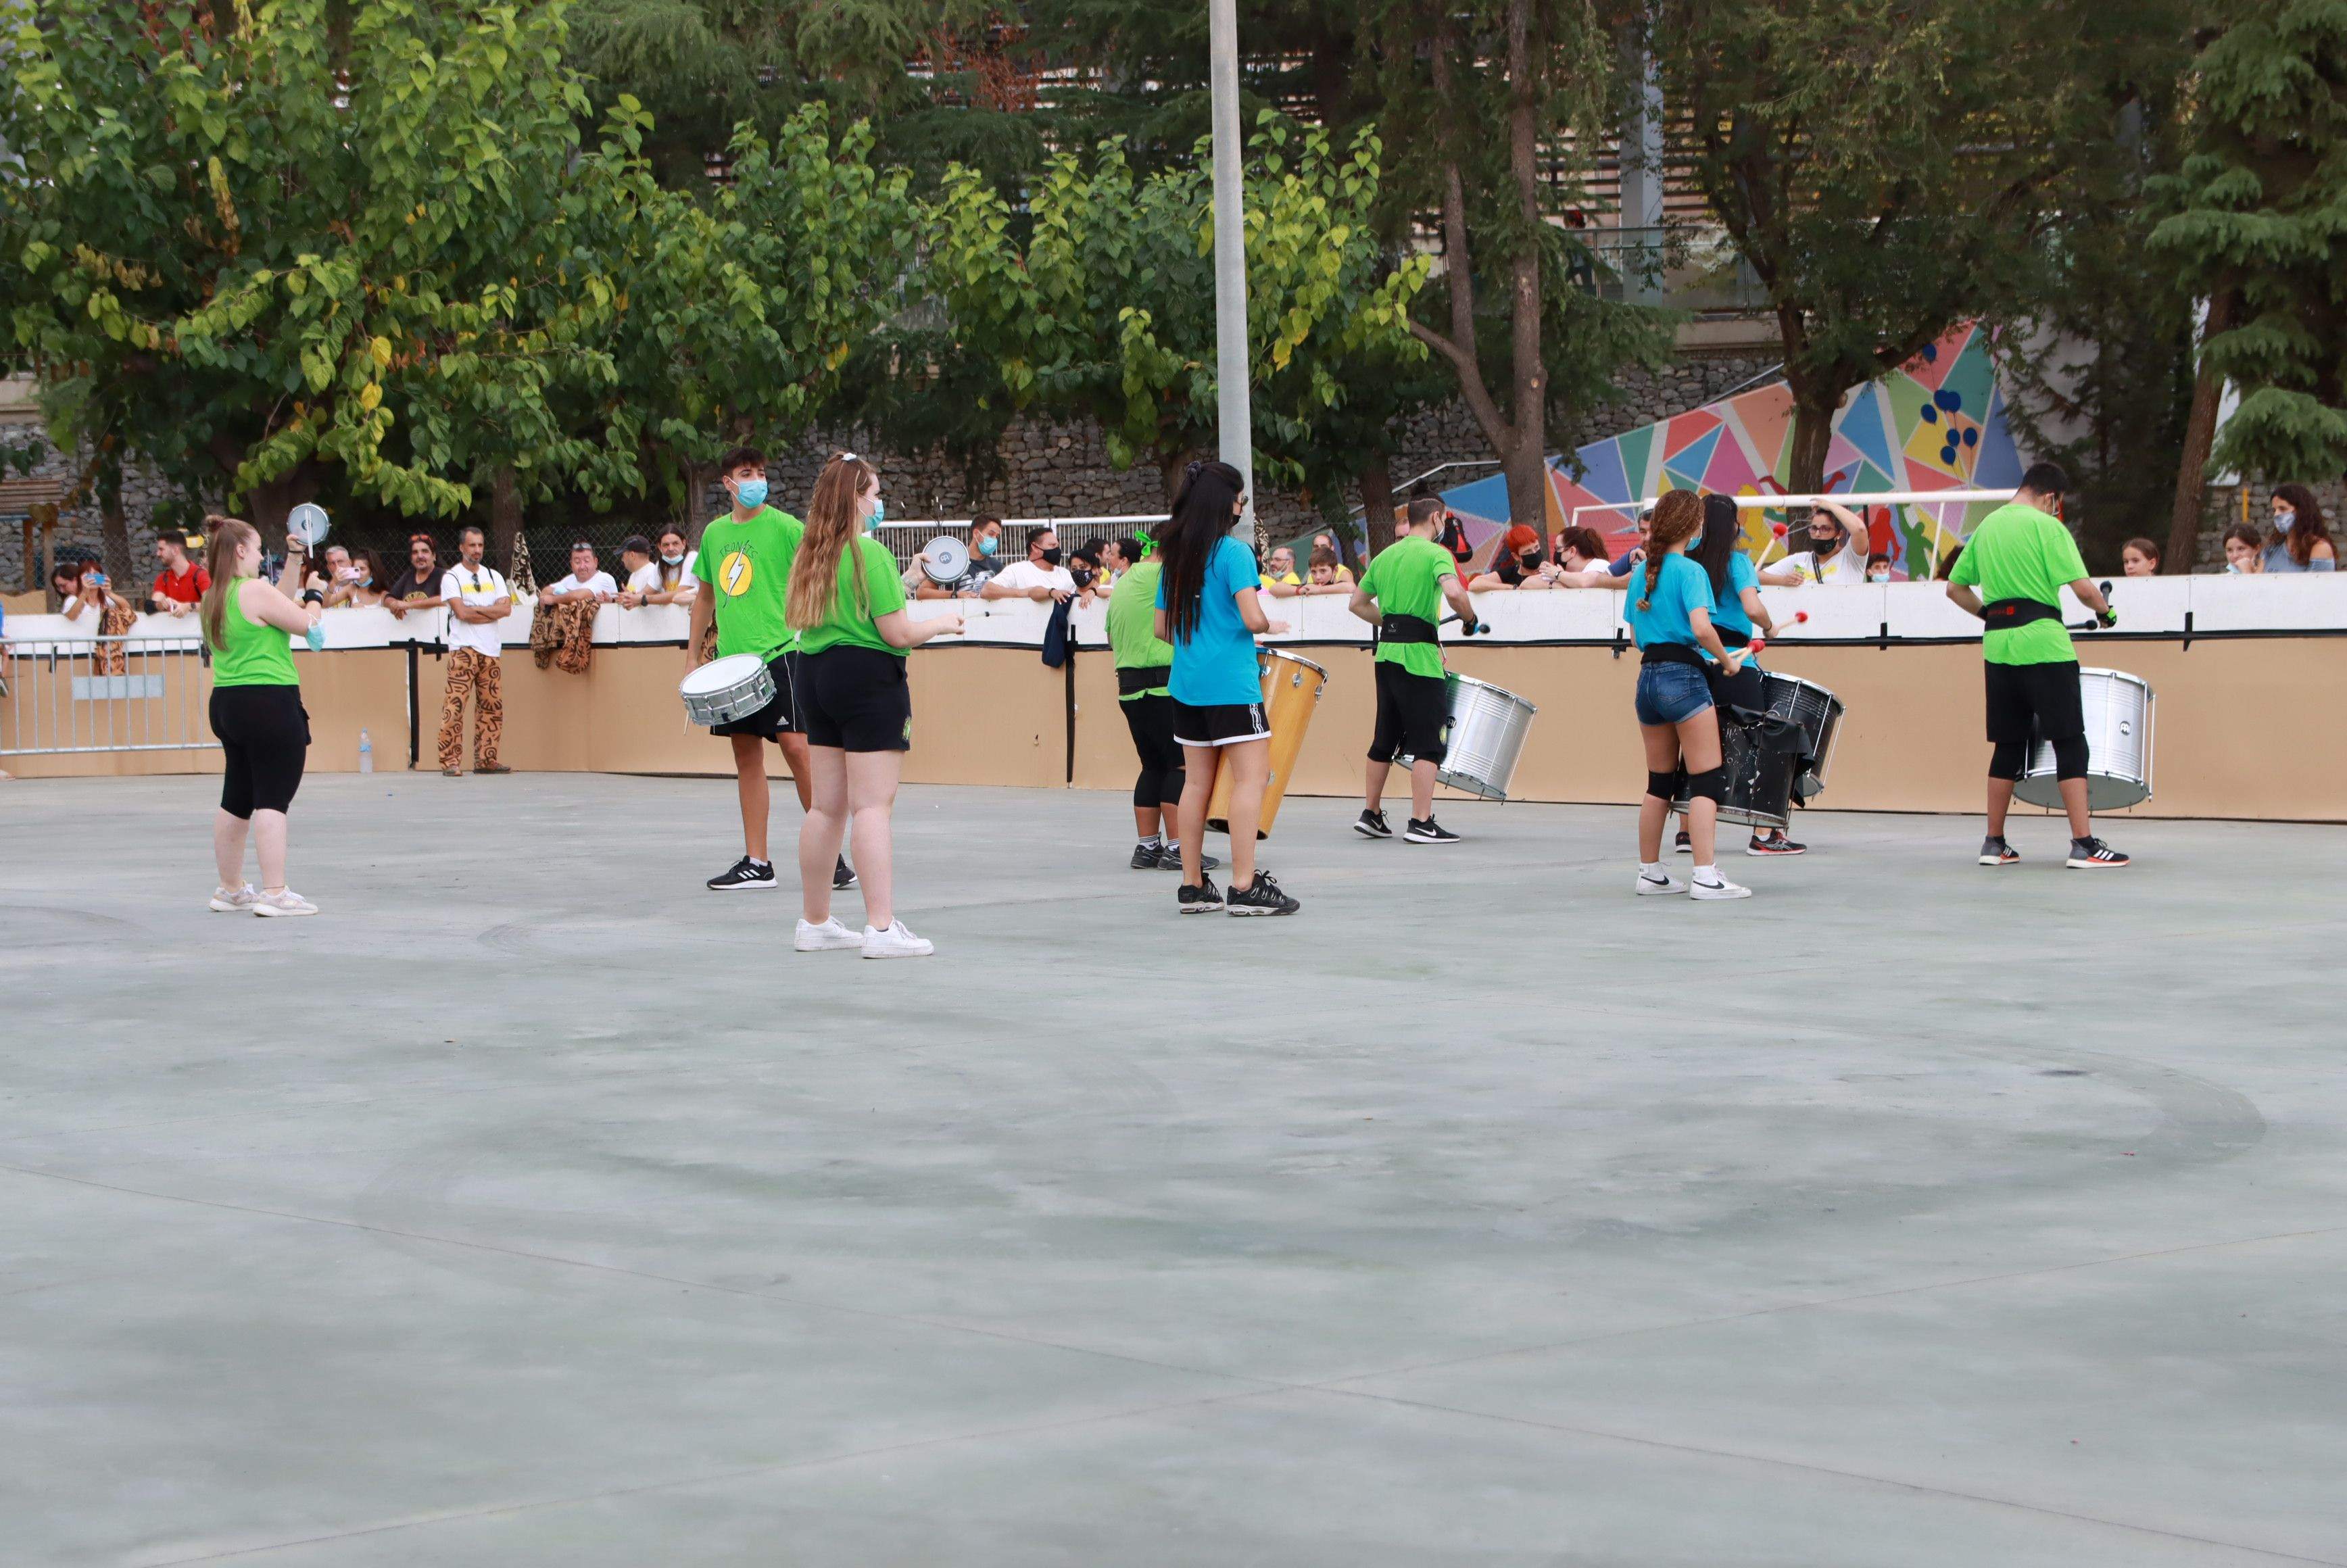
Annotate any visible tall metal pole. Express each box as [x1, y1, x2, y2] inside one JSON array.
[[1208, 0, 1255, 539]]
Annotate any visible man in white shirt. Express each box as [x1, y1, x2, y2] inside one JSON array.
[[437, 525, 515, 777], [538, 541, 619, 606], [982, 526, 1078, 603], [1776, 500, 1872, 584]]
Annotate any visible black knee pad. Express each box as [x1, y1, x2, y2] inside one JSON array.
[[1645, 769, 1678, 802], [1988, 738, 2029, 781], [1685, 766, 1727, 804], [2052, 735, 2089, 781]]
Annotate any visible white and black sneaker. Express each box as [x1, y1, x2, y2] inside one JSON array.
[[1674, 829, 1693, 854], [1403, 817, 1461, 844], [2066, 837, 2129, 869], [1160, 842, 1219, 873], [707, 856, 777, 891], [1635, 864, 1685, 896], [1226, 871, 1301, 916], [832, 856, 857, 890], [1689, 868, 1752, 901], [1178, 875, 1224, 914], [1131, 841, 1164, 869], [1353, 808, 1394, 839]]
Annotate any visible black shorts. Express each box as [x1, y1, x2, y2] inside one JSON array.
[[708, 651, 800, 740], [1984, 659, 2083, 745], [798, 645, 913, 752], [1171, 698, 1269, 748], [1370, 660, 1449, 764], [209, 683, 310, 818]]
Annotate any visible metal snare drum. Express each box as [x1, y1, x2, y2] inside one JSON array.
[[2015, 667, 2154, 812], [1760, 671, 1845, 798], [679, 653, 776, 727], [1396, 674, 1539, 801]]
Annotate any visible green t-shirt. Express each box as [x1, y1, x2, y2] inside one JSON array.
[[206, 579, 299, 687], [794, 534, 909, 657], [1361, 535, 1457, 679], [1950, 501, 2087, 666], [1107, 558, 1176, 700], [696, 506, 803, 662]]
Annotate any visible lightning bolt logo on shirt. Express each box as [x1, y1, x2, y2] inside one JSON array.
[[719, 550, 754, 596]]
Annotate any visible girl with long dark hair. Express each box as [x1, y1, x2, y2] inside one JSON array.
[[1155, 460, 1299, 915], [200, 517, 324, 916], [2265, 484, 2339, 572], [783, 454, 963, 958], [1688, 493, 1804, 857]]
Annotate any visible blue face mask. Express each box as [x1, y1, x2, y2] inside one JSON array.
[[866, 497, 886, 533], [2277, 508, 2296, 533], [976, 533, 998, 556], [734, 477, 768, 511]]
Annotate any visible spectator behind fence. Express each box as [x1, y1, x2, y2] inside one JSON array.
[[648, 526, 699, 603], [1866, 552, 1893, 584], [2224, 523, 2264, 574], [1777, 500, 1871, 583], [2263, 484, 2339, 572], [1553, 526, 1612, 581], [437, 525, 513, 776], [1607, 509, 1653, 576], [149, 531, 210, 616], [304, 543, 385, 608], [1069, 541, 1107, 602], [1470, 524, 1556, 591], [2121, 537, 2161, 577], [540, 541, 618, 606], [1299, 547, 1353, 595], [917, 514, 1005, 599], [1311, 531, 1356, 583], [614, 534, 662, 607], [1095, 537, 1131, 591], [385, 533, 446, 619], [984, 525, 1077, 603], [65, 562, 136, 669], [1260, 545, 1303, 593]]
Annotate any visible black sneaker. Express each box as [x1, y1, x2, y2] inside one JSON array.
[[2066, 837, 2129, 869], [1978, 836, 2020, 867], [707, 856, 776, 891], [1226, 871, 1301, 916], [1160, 843, 1219, 872], [1747, 831, 1806, 856], [1674, 829, 1693, 854], [1131, 841, 1164, 870], [1178, 875, 1224, 914], [1353, 808, 1393, 839], [833, 856, 857, 890], [1403, 817, 1461, 844]]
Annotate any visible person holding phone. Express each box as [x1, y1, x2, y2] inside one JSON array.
[[199, 517, 322, 916]]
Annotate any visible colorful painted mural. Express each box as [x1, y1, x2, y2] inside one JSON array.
[[1434, 323, 2025, 579]]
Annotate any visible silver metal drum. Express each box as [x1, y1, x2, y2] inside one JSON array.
[[1760, 671, 1845, 798], [679, 653, 776, 727], [2015, 667, 2154, 812], [1397, 675, 1537, 800]]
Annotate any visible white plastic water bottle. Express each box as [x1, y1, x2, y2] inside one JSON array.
[[358, 728, 374, 775]]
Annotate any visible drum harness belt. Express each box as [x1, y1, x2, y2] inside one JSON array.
[[1981, 597, 2059, 629], [1115, 664, 1173, 696], [1639, 641, 1709, 671], [1377, 612, 1440, 645]]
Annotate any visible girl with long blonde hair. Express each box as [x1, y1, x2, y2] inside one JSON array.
[[199, 516, 324, 916], [782, 454, 963, 958]]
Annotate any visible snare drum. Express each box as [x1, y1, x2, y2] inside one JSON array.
[[679, 653, 777, 727], [1395, 675, 1539, 801], [2015, 667, 2154, 812], [1206, 650, 1326, 839], [1759, 672, 1845, 798]]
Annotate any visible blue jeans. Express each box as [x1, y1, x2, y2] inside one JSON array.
[[1635, 662, 1713, 726]]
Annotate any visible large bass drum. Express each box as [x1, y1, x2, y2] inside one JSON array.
[[1760, 671, 1845, 800], [1395, 674, 1539, 801], [1207, 650, 1326, 839], [2015, 667, 2154, 812]]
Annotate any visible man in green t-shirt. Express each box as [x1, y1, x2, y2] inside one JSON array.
[[1349, 495, 1478, 843], [1107, 531, 1215, 873], [1946, 460, 2127, 868], [684, 445, 852, 893]]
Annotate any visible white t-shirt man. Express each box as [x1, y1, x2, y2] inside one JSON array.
[[439, 564, 513, 656], [548, 570, 618, 599], [623, 561, 662, 597], [990, 560, 1078, 596]]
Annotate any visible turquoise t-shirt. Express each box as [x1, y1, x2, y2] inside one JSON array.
[[1158, 534, 1263, 707], [1624, 554, 1716, 650], [1708, 552, 1760, 639]]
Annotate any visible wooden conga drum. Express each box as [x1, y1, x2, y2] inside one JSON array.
[[1206, 650, 1326, 839]]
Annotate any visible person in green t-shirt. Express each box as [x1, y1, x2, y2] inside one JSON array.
[[783, 453, 964, 960], [1107, 531, 1215, 873], [199, 516, 324, 917], [1945, 460, 2129, 869], [687, 445, 860, 894], [1348, 495, 1478, 843]]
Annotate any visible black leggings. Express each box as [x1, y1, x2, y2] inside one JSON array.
[[210, 684, 310, 818], [1121, 693, 1185, 809], [1990, 734, 2088, 782]]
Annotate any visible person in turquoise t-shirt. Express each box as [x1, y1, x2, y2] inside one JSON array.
[[1688, 492, 1808, 859], [1154, 459, 1299, 916], [1945, 461, 2127, 869], [1348, 495, 1478, 843], [783, 453, 964, 960]]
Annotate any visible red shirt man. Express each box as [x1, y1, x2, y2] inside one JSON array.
[[149, 534, 210, 616]]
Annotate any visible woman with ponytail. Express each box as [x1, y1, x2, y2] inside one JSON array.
[[1687, 493, 1801, 858], [1154, 460, 1299, 916], [199, 516, 324, 916], [1625, 491, 1751, 900], [783, 454, 963, 958]]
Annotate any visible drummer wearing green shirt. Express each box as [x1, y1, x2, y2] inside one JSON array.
[[1945, 461, 2129, 868], [1107, 529, 1215, 873], [783, 453, 964, 959], [1349, 495, 1479, 843]]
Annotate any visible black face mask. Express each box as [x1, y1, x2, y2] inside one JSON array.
[[1810, 530, 1840, 552], [1519, 552, 1542, 571], [1070, 565, 1096, 588], [1040, 547, 1063, 566]]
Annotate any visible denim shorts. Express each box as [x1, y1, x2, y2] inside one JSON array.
[[1634, 662, 1713, 726]]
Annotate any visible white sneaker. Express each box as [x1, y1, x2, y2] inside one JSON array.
[[1635, 866, 1686, 896], [1689, 871, 1752, 901], [794, 916, 862, 952], [208, 883, 257, 912], [862, 919, 934, 959], [251, 887, 318, 917]]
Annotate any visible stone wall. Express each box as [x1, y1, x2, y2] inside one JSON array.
[[1, 431, 180, 599]]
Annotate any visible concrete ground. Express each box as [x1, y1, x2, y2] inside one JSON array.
[[4, 773, 2343, 1567]]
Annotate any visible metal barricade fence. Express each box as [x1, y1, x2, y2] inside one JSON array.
[[0, 635, 218, 756]]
